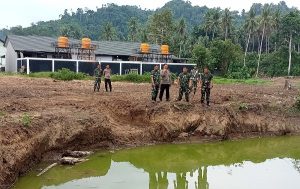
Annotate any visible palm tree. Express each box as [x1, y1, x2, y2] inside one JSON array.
[[221, 8, 233, 40], [256, 5, 272, 77], [127, 17, 139, 42], [101, 22, 117, 41], [203, 10, 213, 37], [243, 8, 257, 66], [211, 9, 221, 40], [272, 9, 281, 51], [177, 18, 187, 58]]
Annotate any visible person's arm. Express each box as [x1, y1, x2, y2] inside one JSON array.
[[151, 72, 155, 87], [210, 76, 214, 88]]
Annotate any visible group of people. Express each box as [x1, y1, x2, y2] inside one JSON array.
[[94, 63, 213, 106], [151, 64, 213, 106], [94, 64, 113, 92]]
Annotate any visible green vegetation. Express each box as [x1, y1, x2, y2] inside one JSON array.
[[0, 111, 5, 117], [213, 77, 269, 85], [111, 73, 151, 83], [21, 113, 31, 127], [239, 103, 249, 111], [49, 68, 87, 81], [2, 0, 299, 78], [28, 72, 53, 78]]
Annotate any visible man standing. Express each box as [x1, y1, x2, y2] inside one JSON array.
[[94, 64, 103, 92], [151, 65, 160, 102], [159, 64, 172, 102], [177, 67, 192, 102], [190, 66, 200, 95], [200, 67, 213, 106], [103, 65, 112, 92]]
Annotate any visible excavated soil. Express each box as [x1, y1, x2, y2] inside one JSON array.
[[0, 76, 300, 188]]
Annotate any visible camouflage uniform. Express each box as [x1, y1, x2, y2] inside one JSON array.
[[190, 68, 200, 95], [151, 69, 161, 101], [177, 72, 191, 102], [200, 73, 213, 105], [94, 68, 103, 92]]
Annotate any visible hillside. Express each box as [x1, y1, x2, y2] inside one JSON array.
[[1, 0, 295, 41]]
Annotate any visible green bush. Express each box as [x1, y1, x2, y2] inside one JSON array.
[[227, 66, 252, 79], [50, 68, 87, 81], [111, 73, 151, 83], [21, 113, 31, 127]]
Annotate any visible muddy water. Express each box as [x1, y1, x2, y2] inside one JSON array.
[[14, 136, 300, 189]]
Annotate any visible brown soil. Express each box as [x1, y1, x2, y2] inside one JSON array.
[[0, 76, 300, 188]]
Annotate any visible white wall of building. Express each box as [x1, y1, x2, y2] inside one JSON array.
[[0, 41, 6, 67], [96, 56, 113, 62], [5, 41, 18, 72]]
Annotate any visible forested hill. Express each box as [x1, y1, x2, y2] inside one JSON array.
[[1, 0, 295, 41], [2, 0, 300, 78]]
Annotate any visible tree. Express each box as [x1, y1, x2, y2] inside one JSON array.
[[210, 40, 242, 75], [100, 22, 117, 41], [279, 11, 300, 76], [210, 9, 221, 40], [256, 5, 272, 77], [175, 18, 188, 58], [147, 9, 175, 45], [221, 8, 233, 40], [192, 44, 210, 68], [244, 8, 258, 66], [59, 23, 83, 39], [127, 17, 139, 42]]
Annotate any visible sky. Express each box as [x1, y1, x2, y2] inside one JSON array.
[[1, 0, 300, 29]]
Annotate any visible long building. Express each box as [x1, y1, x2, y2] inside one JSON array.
[[3, 35, 193, 75], [0, 36, 5, 69]]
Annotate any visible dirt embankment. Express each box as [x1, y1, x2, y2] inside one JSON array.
[[0, 76, 300, 188]]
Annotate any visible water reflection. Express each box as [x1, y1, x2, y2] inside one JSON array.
[[13, 136, 300, 189]]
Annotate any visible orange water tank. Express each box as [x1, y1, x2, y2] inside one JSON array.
[[57, 36, 69, 48], [161, 45, 169, 55], [140, 43, 150, 53], [81, 38, 91, 49]]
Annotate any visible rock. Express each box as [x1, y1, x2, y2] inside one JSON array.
[[60, 157, 88, 165], [62, 150, 93, 158]]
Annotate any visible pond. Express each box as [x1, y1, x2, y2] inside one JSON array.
[[14, 136, 300, 189]]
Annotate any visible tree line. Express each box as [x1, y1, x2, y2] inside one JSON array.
[[1, 0, 300, 77]]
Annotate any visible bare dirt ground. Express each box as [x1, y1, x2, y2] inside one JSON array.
[[0, 76, 300, 188]]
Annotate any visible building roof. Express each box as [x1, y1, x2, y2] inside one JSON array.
[[4, 35, 160, 56], [0, 33, 5, 43]]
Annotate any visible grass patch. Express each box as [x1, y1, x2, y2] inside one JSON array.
[[28, 72, 53, 78], [49, 68, 88, 81], [214, 76, 269, 85], [111, 73, 151, 83], [0, 111, 5, 117], [21, 113, 31, 127]]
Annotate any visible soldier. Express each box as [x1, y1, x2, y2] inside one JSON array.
[[94, 64, 103, 92], [177, 67, 192, 102], [190, 66, 200, 95], [200, 67, 213, 106], [150, 65, 160, 102]]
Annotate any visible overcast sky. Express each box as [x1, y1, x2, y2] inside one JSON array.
[[1, 0, 300, 29]]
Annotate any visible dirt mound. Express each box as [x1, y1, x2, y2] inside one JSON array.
[[0, 76, 300, 188]]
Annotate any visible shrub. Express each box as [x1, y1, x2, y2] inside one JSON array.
[[21, 113, 31, 127], [111, 73, 151, 83], [50, 68, 87, 81], [227, 66, 252, 79]]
